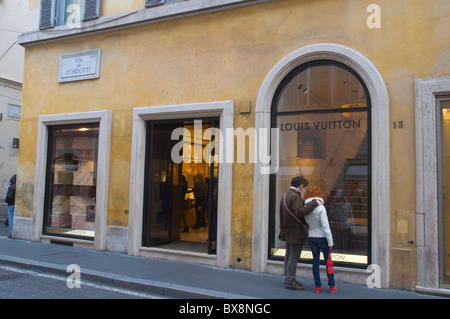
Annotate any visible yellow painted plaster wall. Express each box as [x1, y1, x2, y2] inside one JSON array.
[[18, 0, 450, 286]]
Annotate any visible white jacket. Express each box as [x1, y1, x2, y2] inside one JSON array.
[[304, 197, 333, 247]]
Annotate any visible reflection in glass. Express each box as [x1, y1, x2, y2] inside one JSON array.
[[270, 61, 370, 267], [276, 63, 367, 113], [64, 0, 82, 24]]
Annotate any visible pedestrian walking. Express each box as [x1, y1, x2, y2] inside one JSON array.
[[5, 174, 16, 238], [279, 176, 322, 290]]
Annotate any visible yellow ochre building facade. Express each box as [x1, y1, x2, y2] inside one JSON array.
[[15, 0, 450, 294]]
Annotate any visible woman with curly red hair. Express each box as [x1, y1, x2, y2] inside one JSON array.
[[303, 186, 337, 294], [279, 176, 322, 290]]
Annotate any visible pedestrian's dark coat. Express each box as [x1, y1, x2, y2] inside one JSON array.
[[279, 188, 317, 245], [5, 175, 16, 207]]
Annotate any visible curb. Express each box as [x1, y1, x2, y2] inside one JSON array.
[[0, 255, 252, 299]]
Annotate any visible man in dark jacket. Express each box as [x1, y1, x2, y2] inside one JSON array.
[[5, 174, 16, 238], [279, 176, 322, 290]]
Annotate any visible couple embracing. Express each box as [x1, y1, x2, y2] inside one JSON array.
[[279, 176, 337, 294]]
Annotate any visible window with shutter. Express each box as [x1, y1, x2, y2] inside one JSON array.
[[145, 0, 165, 7], [83, 0, 100, 21], [39, 0, 55, 30], [39, 0, 100, 29]]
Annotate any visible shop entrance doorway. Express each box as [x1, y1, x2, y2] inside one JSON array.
[[142, 118, 219, 254]]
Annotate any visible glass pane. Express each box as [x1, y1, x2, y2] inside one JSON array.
[[441, 105, 450, 285], [142, 123, 177, 246], [271, 111, 369, 266], [43, 124, 99, 239], [276, 63, 368, 113], [64, 0, 82, 24]]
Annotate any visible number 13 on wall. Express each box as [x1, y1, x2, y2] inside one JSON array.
[[393, 121, 404, 129]]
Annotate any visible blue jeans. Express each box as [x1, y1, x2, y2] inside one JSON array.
[[309, 237, 335, 288], [8, 205, 14, 235]]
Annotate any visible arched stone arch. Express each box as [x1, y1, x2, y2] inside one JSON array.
[[252, 43, 390, 288]]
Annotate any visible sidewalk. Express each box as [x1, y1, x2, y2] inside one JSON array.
[[0, 236, 446, 300]]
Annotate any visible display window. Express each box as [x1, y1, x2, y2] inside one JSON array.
[[43, 123, 99, 240], [269, 60, 371, 267]]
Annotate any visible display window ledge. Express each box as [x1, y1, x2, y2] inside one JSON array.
[[40, 234, 95, 249]]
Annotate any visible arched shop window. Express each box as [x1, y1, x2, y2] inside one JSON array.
[[269, 60, 371, 268]]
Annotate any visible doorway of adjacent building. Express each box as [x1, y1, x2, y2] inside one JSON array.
[[439, 98, 450, 287], [141, 118, 219, 254]]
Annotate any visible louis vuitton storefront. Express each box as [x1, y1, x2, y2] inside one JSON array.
[[252, 44, 390, 287]]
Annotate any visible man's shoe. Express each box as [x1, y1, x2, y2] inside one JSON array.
[[285, 282, 304, 290], [329, 286, 337, 293], [314, 286, 322, 294]]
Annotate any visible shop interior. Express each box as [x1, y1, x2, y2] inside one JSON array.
[[142, 120, 219, 254]]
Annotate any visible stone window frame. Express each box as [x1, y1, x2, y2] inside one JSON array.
[[415, 76, 450, 296], [128, 101, 234, 268], [32, 110, 112, 250]]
